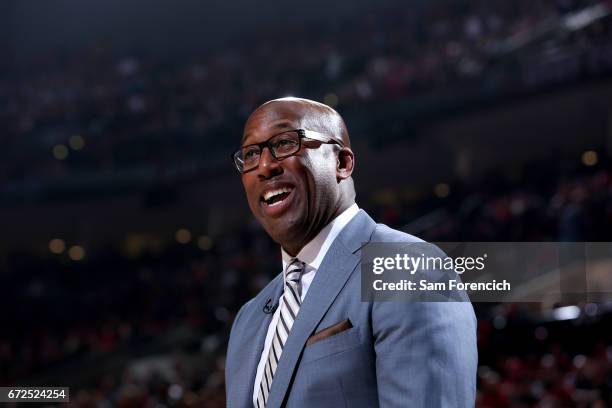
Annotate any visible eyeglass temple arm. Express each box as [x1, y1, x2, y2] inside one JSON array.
[[301, 129, 343, 145]]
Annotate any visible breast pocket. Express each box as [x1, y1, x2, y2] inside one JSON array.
[[301, 326, 362, 364]]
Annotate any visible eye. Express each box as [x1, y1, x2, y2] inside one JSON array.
[[273, 137, 298, 154], [242, 147, 260, 162]]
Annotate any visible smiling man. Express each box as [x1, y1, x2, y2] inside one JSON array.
[[225, 97, 477, 408]]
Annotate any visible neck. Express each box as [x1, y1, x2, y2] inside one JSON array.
[[281, 200, 354, 257], [283, 245, 300, 258]]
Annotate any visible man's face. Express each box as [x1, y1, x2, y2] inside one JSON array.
[[240, 102, 340, 252]]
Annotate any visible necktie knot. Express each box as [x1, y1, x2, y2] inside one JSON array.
[[285, 258, 304, 283], [284, 258, 304, 300]]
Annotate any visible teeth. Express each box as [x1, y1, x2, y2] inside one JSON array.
[[263, 187, 293, 201]]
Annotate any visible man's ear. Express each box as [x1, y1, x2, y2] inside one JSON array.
[[336, 147, 355, 180]]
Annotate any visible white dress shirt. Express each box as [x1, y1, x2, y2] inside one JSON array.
[[252, 203, 359, 405]]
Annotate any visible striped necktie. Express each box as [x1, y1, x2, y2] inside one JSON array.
[[255, 258, 305, 408]]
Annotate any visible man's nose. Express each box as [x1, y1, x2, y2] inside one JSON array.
[[257, 147, 282, 179]]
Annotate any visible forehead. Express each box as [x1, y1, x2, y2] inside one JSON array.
[[242, 102, 307, 145]]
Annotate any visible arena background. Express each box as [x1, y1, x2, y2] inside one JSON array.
[[2, 0, 612, 406]]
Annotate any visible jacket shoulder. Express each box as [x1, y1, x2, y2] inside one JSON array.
[[371, 223, 425, 244], [369, 223, 449, 260]]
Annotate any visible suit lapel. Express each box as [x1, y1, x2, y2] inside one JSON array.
[[234, 274, 284, 408], [266, 210, 377, 407]]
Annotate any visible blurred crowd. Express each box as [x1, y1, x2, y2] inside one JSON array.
[[477, 303, 612, 407], [374, 158, 612, 242], [1, 0, 611, 191]]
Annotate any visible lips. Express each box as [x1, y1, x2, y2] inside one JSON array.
[[259, 182, 295, 217], [262, 186, 293, 204]]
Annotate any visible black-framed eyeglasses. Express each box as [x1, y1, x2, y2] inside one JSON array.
[[231, 129, 342, 173]]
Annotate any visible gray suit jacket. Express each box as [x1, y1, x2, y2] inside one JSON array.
[[225, 210, 477, 407]]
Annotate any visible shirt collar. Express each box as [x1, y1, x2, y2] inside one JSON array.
[[281, 203, 359, 271]]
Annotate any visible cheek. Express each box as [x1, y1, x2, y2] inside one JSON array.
[[307, 152, 336, 182], [299, 156, 335, 205], [293, 159, 316, 197]]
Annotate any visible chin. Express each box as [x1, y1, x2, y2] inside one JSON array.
[[265, 220, 304, 246]]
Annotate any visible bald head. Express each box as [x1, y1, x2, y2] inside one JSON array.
[[243, 97, 351, 148]]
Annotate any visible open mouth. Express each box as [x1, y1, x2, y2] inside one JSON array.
[[260, 186, 294, 207]]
